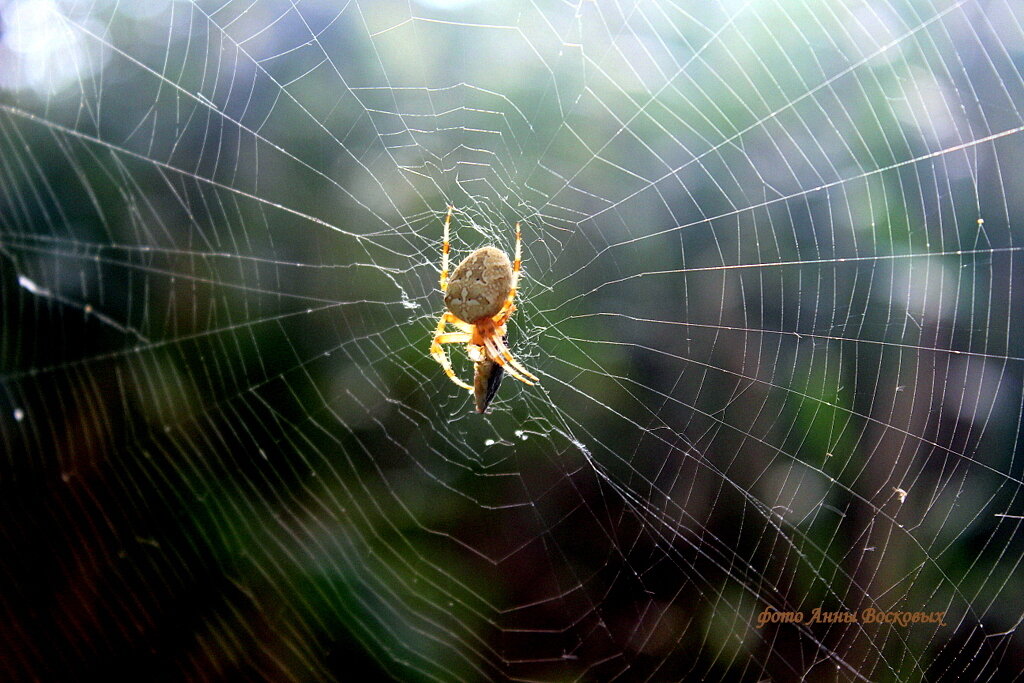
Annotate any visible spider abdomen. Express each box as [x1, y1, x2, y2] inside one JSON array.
[[444, 247, 513, 323]]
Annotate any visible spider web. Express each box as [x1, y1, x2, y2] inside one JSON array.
[[2, 0, 1023, 680]]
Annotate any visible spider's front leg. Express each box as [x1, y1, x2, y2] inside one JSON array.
[[492, 222, 523, 326], [429, 312, 473, 391], [440, 205, 454, 293], [482, 335, 538, 386]]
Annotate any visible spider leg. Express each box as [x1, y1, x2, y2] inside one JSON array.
[[492, 222, 522, 325], [430, 312, 472, 391], [440, 205, 454, 292], [482, 336, 536, 386], [512, 221, 522, 291], [435, 333, 471, 344], [492, 303, 515, 327], [491, 334, 539, 383], [450, 317, 474, 333]]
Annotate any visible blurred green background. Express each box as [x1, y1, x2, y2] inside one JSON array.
[[2, 0, 1023, 681]]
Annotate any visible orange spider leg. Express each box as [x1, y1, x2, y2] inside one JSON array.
[[491, 334, 539, 383], [493, 303, 516, 327], [430, 312, 472, 391], [482, 336, 536, 386], [492, 222, 522, 324], [483, 343, 533, 386], [435, 333, 471, 344], [440, 313, 473, 333], [440, 205, 454, 292]]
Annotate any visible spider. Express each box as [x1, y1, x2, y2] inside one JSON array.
[[429, 206, 538, 412]]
